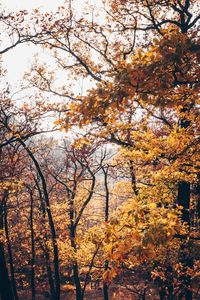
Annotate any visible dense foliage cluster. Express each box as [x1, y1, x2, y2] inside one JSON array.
[[0, 0, 199, 299]]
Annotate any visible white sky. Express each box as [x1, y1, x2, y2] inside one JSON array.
[[0, 0, 64, 11], [0, 1, 69, 142], [0, 0, 100, 139], [1, 0, 64, 90], [1, 0, 101, 89]]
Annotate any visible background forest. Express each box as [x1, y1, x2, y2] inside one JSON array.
[[0, 0, 199, 299]]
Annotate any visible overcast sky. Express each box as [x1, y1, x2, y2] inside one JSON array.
[[1, 0, 100, 89], [1, 1, 64, 89], [1, 0, 64, 11]]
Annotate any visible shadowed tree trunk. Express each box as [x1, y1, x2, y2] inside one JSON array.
[[34, 178, 56, 299], [0, 191, 14, 300], [177, 182, 190, 224], [4, 203, 18, 300], [18, 140, 60, 300], [70, 215, 82, 300], [102, 165, 109, 300], [176, 108, 193, 300], [29, 190, 36, 300]]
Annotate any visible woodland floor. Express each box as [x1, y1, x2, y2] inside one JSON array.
[[18, 281, 200, 299], [18, 284, 160, 300]]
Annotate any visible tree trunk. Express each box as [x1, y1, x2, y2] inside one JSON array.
[[44, 250, 56, 300], [177, 181, 190, 224], [19, 140, 60, 300], [178, 242, 193, 300], [0, 200, 14, 300], [176, 109, 192, 298], [195, 174, 200, 225], [73, 262, 83, 300], [4, 205, 18, 300], [70, 226, 83, 300], [103, 261, 109, 300], [0, 243, 14, 300], [129, 160, 138, 196], [102, 166, 109, 300], [30, 191, 36, 300], [36, 183, 56, 300]]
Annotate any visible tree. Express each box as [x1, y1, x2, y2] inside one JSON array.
[[19, 0, 199, 298], [0, 1, 199, 298], [48, 140, 107, 300]]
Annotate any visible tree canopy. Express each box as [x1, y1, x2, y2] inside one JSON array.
[[0, 1, 199, 299]]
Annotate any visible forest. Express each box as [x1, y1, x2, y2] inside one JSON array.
[[0, 0, 199, 299]]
